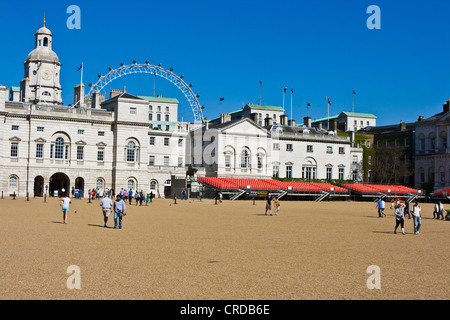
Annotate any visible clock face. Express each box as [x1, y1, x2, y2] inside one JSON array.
[[41, 68, 53, 81]]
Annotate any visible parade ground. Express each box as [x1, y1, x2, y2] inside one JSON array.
[[0, 197, 448, 300]]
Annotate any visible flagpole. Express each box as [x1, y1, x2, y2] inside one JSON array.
[[290, 89, 293, 123], [259, 81, 262, 105], [352, 92, 354, 113], [282, 88, 285, 113]]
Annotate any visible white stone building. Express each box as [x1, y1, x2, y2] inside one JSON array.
[[414, 101, 450, 191]]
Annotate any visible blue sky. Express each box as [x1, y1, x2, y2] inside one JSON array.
[[1, 0, 450, 125]]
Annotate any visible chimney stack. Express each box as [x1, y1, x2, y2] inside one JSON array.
[[400, 120, 406, 131], [280, 115, 288, 126], [221, 113, 231, 124], [444, 99, 450, 113], [417, 115, 424, 122], [304, 117, 312, 127], [250, 113, 258, 123]]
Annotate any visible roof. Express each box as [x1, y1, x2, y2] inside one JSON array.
[[10, 86, 20, 92], [340, 112, 377, 119], [245, 104, 284, 111], [310, 115, 339, 123], [138, 96, 179, 104]]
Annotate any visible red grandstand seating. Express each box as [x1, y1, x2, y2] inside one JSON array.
[[343, 184, 419, 195]]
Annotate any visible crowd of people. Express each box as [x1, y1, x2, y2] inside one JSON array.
[[376, 197, 449, 235]]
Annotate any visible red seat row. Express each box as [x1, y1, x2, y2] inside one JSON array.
[[343, 184, 420, 195]]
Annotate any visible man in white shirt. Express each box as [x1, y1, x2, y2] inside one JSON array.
[[100, 195, 113, 228], [411, 201, 422, 234]]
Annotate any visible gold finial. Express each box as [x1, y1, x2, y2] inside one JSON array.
[[43, 13, 46, 27]]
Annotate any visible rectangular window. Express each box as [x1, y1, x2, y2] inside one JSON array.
[[353, 155, 358, 164], [77, 129, 84, 135], [130, 107, 137, 115], [273, 166, 279, 178], [77, 146, 84, 160], [157, 106, 161, 112], [50, 144, 54, 159], [157, 114, 161, 121], [149, 105, 153, 111], [353, 170, 358, 181], [178, 139, 183, 147], [165, 114, 170, 122], [11, 125, 19, 131], [37, 126, 44, 132], [10, 142, 18, 157], [150, 137, 155, 145], [164, 137, 170, 146], [98, 131, 105, 137], [286, 144, 293, 151], [225, 155, 231, 168], [339, 147, 345, 154], [307, 145, 313, 152], [327, 146, 333, 154], [178, 157, 183, 167], [286, 166, 292, 178], [339, 168, 344, 180], [326, 167, 332, 180], [65, 145, 69, 160], [166, 106, 170, 112], [97, 148, 104, 161], [149, 155, 155, 166], [148, 113, 153, 121], [36, 144, 44, 158], [164, 156, 169, 166], [273, 143, 280, 151]]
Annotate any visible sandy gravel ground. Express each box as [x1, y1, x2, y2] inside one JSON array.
[[0, 196, 448, 300]]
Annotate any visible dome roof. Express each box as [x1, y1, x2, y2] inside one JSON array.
[[26, 47, 60, 64], [35, 26, 52, 36]]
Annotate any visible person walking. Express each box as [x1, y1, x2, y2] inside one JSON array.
[[128, 189, 133, 205], [113, 194, 127, 229], [60, 193, 71, 224], [433, 202, 439, 219], [411, 201, 422, 234], [274, 196, 280, 216], [437, 201, 445, 220], [139, 191, 144, 206], [265, 194, 273, 216], [100, 194, 113, 227], [394, 203, 406, 235], [135, 191, 140, 206]]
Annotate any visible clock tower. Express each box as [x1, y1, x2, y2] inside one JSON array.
[[22, 18, 62, 105]]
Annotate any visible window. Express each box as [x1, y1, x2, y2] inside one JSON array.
[[150, 137, 155, 145], [50, 144, 54, 159], [339, 168, 344, 180], [65, 145, 69, 160], [178, 157, 183, 167], [97, 148, 104, 161], [149, 105, 153, 111], [339, 147, 345, 154], [353, 155, 358, 164], [327, 146, 333, 154], [157, 106, 161, 112], [157, 114, 161, 121], [11, 125, 19, 131], [165, 106, 169, 112], [273, 143, 280, 151], [36, 144, 44, 158], [273, 166, 279, 178], [307, 145, 313, 152], [150, 181, 157, 190], [130, 107, 137, 115], [326, 167, 333, 180], [55, 138, 64, 159], [164, 138, 170, 146], [9, 176, 18, 187], [164, 156, 169, 166], [98, 131, 105, 137], [149, 155, 155, 166], [240, 150, 250, 169], [165, 114, 169, 122], [96, 179, 104, 190], [302, 167, 316, 180], [77, 129, 84, 135], [353, 170, 358, 181], [37, 126, 44, 132], [77, 146, 84, 161], [367, 141, 371, 148], [11, 143, 18, 157], [128, 180, 135, 190], [367, 121, 370, 126], [257, 156, 263, 169], [178, 139, 183, 147], [225, 155, 231, 168], [286, 144, 293, 151], [165, 125, 170, 131], [404, 138, 410, 147], [286, 166, 293, 178], [368, 155, 372, 165], [127, 141, 136, 162], [148, 114, 153, 121]]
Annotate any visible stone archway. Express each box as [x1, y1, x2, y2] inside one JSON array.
[[49, 172, 70, 197], [33, 176, 44, 197]]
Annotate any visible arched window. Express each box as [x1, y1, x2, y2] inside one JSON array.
[[128, 180, 135, 190], [43, 37, 48, 47], [150, 181, 157, 190], [9, 176, 17, 188], [96, 179, 104, 190], [240, 150, 250, 169], [55, 137, 65, 159]]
